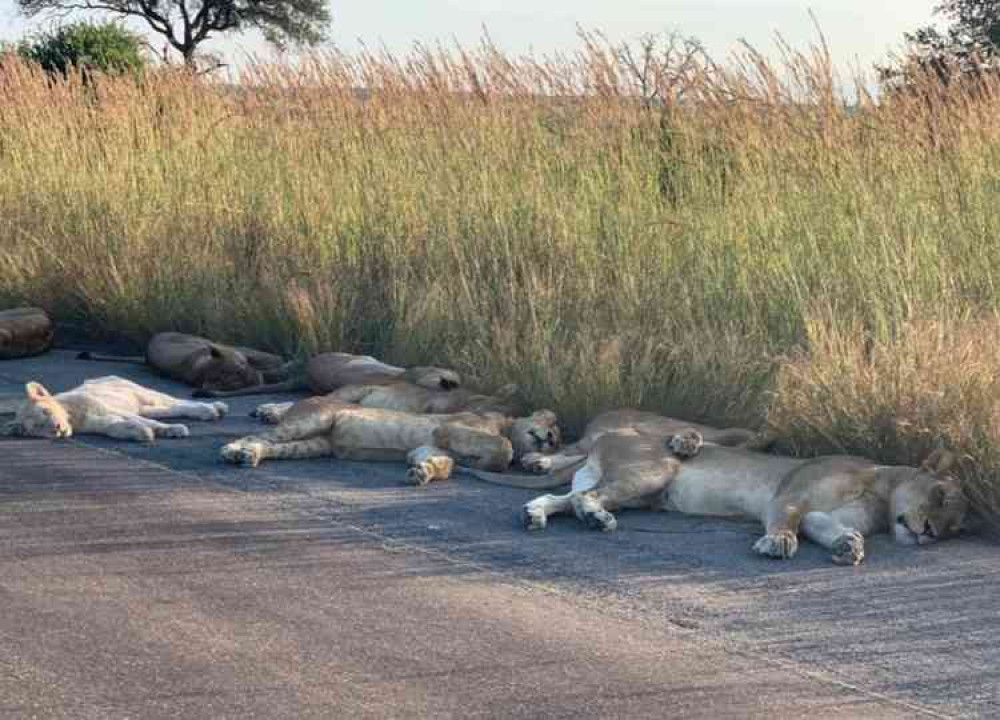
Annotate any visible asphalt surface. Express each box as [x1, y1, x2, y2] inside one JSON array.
[[0, 351, 998, 719]]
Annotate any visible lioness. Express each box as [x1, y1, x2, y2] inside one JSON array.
[[0, 308, 53, 360], [78, 332, 291, 394], [522, 423, 968, 565], [192, 351, 462, 399], [0, 376, 228, 442], [219, 395, 560, 484]]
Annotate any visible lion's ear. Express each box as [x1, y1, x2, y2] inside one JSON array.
[[495, 383, 519, 399], [0, 420, 23, 437], [25, 381, 51, 402], [208, 345, 224, 360], [922, 448, 956, 475]]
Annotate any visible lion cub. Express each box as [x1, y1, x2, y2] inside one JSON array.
[[0, 377, 228, 443]]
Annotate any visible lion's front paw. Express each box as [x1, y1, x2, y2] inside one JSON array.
[[220, 442, 261, 468], [521, 453, 552, 474], [521, 504, 548, 531], [406, 464, 432, 487], [669, 429, 704, 459], [753, 531, 799, 559], [252, 404, 283, 424], [831, 531, 865, 566], [159, 424, 190, 439]]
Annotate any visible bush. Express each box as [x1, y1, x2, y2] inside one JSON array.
[[17, 21, 146, 77]]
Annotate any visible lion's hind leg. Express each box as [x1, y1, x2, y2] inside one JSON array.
[[522, 491, 574, 531], [405, 446, 455, 486], [220, 435, 334, 468]]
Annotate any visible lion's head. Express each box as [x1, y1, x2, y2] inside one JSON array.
[[890, 449, 969, 546], [509, 410, 561, 459], [404, 366, 462, 391], [198, 346, 264, 392], [1, 382, 72, 439]]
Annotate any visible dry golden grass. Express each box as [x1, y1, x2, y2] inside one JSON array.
[[2, 34, 1000, 520]]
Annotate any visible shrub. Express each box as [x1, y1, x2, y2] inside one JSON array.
[[17, 21, 146, 77]]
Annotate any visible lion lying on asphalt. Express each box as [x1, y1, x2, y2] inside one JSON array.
[[522, 415, 969, 565], [0, 308, 53, 360], [0, 376, 228, 442], [220, 395, 560, 485], [192, 351, 462, 399], [78, 332, 292, 394]]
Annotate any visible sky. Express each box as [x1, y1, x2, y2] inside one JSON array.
[[0, 0, 941, 77]]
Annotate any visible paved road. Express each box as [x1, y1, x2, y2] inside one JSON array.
[[1, 352, 997, 719]]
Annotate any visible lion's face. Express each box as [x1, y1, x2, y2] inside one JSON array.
[[890, 451, 968, 546], [199, 346, 263, 392], [4, 382, 72, 439], [509, 410, 561, 459], [405, 366, 461, 391]]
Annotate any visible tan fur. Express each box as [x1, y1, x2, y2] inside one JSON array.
[[0, 308, 53, 360], [195, 351, 464, 400], [523, 426, 969, 565], [79, 332, 290, 394], [220, 396, 560, 484], [518, 409, 769, 486], [0, 376, 228, 443]]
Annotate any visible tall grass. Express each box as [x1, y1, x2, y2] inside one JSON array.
[[3, 34, 1000, 518]]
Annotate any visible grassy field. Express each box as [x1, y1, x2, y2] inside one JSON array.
[[3, 36, 1000, 518]]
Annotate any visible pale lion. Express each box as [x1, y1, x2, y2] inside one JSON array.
[[79, 332, 292, 394], [219, 395, 560, 485], [522, 415, 969, 565], [0, 377, 228, 443]]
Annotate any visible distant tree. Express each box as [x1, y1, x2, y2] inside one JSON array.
[[881, 0, 1000, 87], [16, 0, 331, 66], [18, 21, 146, 76]]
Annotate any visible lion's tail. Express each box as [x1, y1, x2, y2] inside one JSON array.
[[460, 467, 571, 491], [76, 351, 145, 365]]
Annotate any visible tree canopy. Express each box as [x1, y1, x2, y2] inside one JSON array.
[[17, 21, 146, 76], [16, 0, 331, 65]]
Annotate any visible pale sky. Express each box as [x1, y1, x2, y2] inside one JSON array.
[[0, 1, 940, 75]]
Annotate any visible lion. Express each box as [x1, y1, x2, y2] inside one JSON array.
[[78, 332, 292, 394], [219, 394, 560, 485], [0, 308, 53, 360], [0, 376, 228, 443], [191, 351, 463, 400], [521, 416, 969, 566]]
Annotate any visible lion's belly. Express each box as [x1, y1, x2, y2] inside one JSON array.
[[330, 410, 439, 457], [664, 465, 778, 520], [358, 388, 423, 412]]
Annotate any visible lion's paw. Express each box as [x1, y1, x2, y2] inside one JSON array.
[[583, 509, 618, 533], [220, 442, 260, 468], [521, 453, 552, 474], [753, 530, 799, 559], [159, 424, 190, 439], [212, 402, 229, 419], [406, 464, 432, 487], [521, 505, 548, 531], [831, 531, 865, 566], [669, 429, 704, 459], [252, 404, 283, 424]]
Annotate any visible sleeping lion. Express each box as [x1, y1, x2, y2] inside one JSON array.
[[0, 376, 228, 442], [219, 395, 560, 485], [520, 411, 969, 565]]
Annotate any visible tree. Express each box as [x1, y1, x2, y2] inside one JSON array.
[[16, 0, 330, 66], [881, 0, 1000, 86], [17, 21, 146, 76]]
